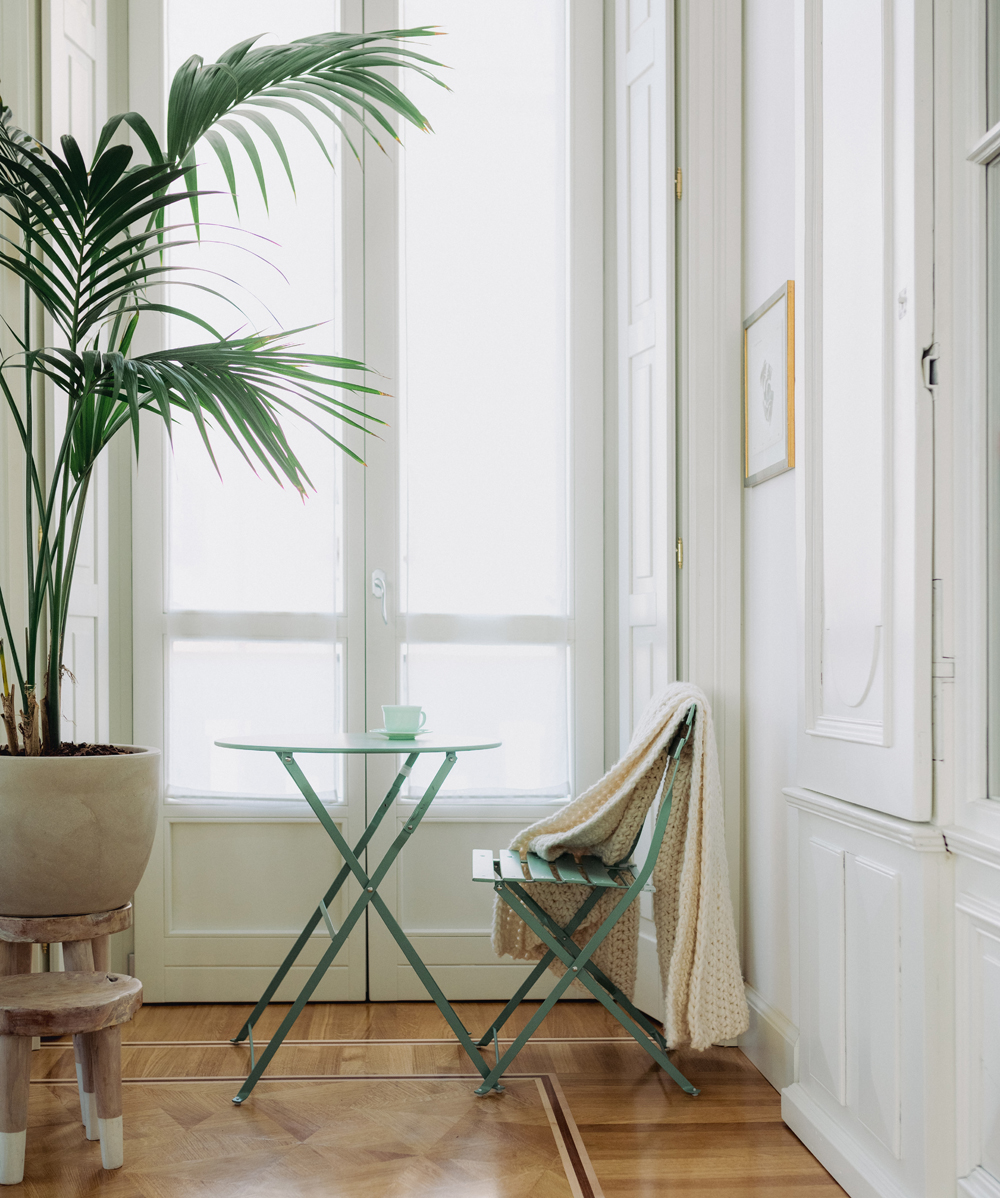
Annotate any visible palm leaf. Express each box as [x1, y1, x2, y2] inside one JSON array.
[[127, 28, 447, 226]]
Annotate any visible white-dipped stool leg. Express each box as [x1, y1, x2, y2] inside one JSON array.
[[89, 1026, 124, 1170], [97, 1117, 123, 1170], [0, 1133, 25, 1186], [0, 1036, 30, 1185], [64, 941, 100, 1140], [73, 1034, 99, 1139]]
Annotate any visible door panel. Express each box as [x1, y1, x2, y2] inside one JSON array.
[[132, 0, 368, 1002], [616, 0, 676, 1018], [363, 0, 606, 1001], [133, 0, 606, 1003], [797, 0, 934, 819]]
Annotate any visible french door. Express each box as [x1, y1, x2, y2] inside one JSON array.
[[132, 0, 605, 1002]]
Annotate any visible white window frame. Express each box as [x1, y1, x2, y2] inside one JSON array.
[[935, 0, 1000, 843]]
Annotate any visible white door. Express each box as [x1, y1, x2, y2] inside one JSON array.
[[131, 0, 608, 1002], [132, 0, 369, 1003], [795, 0, 935, 820], [615, 0, 677, 1017], [360, 0, 605, 1000]]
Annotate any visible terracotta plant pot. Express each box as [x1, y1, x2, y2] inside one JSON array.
[[0, 747, 160, 916]]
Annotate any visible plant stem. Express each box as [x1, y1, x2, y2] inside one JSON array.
[[46, 466, 93, 749], [22, 229, 34, 708]]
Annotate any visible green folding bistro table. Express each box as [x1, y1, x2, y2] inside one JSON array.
[[216, 734, 501, 1104]]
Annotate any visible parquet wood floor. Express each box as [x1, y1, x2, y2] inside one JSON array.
[[13, 1002, 845, 1197]]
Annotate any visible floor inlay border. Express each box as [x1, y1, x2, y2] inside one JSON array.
[[39, 1035, 635, 1048]]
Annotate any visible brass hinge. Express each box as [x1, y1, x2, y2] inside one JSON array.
[[675, 168, 682, 200], [676, 538, 683, 569]]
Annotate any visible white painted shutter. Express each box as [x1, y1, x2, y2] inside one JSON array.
[[42, 0, 110, 744], [617, 0, 675, 748], [797, 0, 934, 820], [616, 0, 675, 1016]]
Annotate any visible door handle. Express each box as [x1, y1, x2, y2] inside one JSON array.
[[371, 570, 388, 625]]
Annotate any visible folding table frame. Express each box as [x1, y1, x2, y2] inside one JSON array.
[[469, 706, 700, 1097], [216, 735, 503, 1103]]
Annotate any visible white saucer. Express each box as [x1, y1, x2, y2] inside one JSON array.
[[368, 728, 433, 740]]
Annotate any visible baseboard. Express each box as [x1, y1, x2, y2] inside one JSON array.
[[959, 1168, 1000, 1198], [739, 984, 797, 1091], [781, 1083, 909, 1198]]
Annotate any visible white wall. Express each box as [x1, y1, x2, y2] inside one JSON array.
[[739, 0, 798, 1089]]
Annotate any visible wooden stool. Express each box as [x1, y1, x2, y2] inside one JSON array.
[[0, 970, 142, 1183], [0, 906, 133, 1140]]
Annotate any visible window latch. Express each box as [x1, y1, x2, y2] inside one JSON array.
[[921, 341, 940, 391]]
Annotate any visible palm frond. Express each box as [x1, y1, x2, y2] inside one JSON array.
[[24, 334, 386, 484], [90, 28, 448, 225]]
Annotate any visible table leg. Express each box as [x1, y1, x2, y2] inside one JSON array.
[[231, 751, 421, 1046], [366, 890, 497, 1089], [232, 751, 461, 1104]]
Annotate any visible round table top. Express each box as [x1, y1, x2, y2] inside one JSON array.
[[215, 733, 502, 755]]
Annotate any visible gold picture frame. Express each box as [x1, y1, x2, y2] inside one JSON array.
[[743, 280, 795, 486]]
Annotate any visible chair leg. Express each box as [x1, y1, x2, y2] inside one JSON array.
[[0, 1036, 30, 1185], [88, 1026, 124, 1170]]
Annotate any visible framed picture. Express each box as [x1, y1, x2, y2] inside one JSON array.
[[743, 281, 794, 486]]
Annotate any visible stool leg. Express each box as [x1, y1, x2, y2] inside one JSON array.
[[62, 940, 94, 972], [0, 944, 30, 977], [63, 941, 99, 1136], [87, 1027, 123, 1170], [91, 935, 110, 974], [73, 1034, 99, 1140], [0, 1036, 30, 1185]]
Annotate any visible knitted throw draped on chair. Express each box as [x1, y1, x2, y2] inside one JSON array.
[[491, 681, 749, 1051]]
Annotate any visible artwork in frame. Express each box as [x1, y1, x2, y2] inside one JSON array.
[[743, 281, 795, 487]]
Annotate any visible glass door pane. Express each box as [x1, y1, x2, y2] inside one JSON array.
[[397, 0, 571, 799], [163, 0, 346, 799]]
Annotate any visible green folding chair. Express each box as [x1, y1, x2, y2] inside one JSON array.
[[470, 704, 700, 1098]]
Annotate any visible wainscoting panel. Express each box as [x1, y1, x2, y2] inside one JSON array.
[[956, 882, 1000, 1190], [803, 838, 846, 1105], [785, 788, 952, 1198], [846, 856, 901, 1157], [135, 808, 366, 1002]]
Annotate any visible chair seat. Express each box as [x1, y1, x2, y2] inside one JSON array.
[[0, 971, 141, 1038], [473, 848, 653, 891]]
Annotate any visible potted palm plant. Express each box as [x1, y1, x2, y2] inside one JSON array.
[[0, 27, 441, 915]]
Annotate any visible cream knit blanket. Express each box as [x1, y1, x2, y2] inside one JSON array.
[[491, 682, 748, 1051]]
